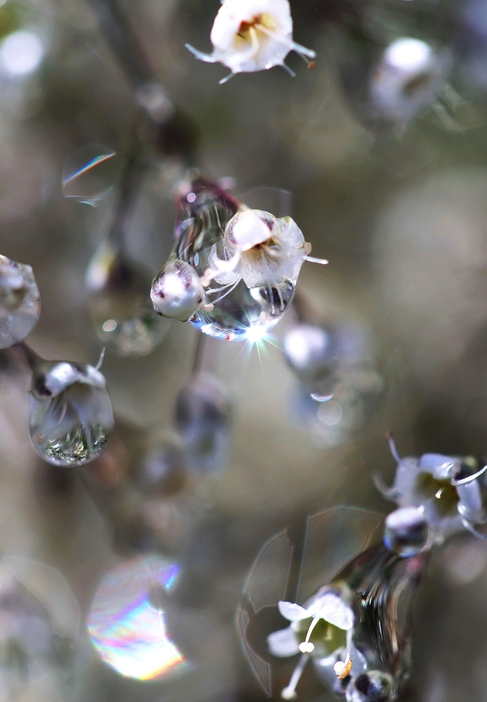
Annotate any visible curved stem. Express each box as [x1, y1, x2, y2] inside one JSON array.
[[108, 127, 145, 252], [88, 0, 154, 89]]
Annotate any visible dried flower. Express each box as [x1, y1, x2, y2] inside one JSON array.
[[186, 0, 315, 83]]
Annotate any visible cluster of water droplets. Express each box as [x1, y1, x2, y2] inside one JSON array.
[[159, 177, 297, 340]]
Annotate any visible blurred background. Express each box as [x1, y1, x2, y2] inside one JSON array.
[[2, 0, 487, 700]]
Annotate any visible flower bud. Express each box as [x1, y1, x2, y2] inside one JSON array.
[[151, 260, 206, 322]]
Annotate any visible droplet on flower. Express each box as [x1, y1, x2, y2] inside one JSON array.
[[164, 176, 317, 339], [345, 670, 393, 702], [186, 0, 315, 83], [151, 259, 207, 322], [28, 359, 114, 467], [174, 372, 232, 473], [383, 506, 428, 557], [370, 37, 452, 124], [86, 243, 168, 357], [0, 254, 40, 349], [62, 145, 122, 206], [87, 556, 188, 680]]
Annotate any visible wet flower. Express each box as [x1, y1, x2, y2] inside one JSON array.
[[186, 0, 315, 83], [28, 355, 114, 467], [0, 254, 40, 349], [267, 585, 358, 699], [206, 208, 326, 293], [151, 177, 327, 340], [376, 436, 487, 544]]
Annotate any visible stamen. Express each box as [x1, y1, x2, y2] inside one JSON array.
[[95, 347, 106, 370], [281, 653, 309, 699], [386, 432, 404, 466], [305, 256, 328, 265], [298, 613, 321, 653], [453, 463, 487, 485], [334, 656, 352, 680]]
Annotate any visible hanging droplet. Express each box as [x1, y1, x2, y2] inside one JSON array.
[[283, 323, 338, 397], [28, 359, 114, 467], [174, 372, 232, 474], [155, 177, 304, 340], [86, 243, 168, 357], [383, 506, 428, 557], [0, 254, 40, 349], [62, 145, 122, 206], [345, 670, 394, 702], [137, 432, 189, 497], [87, 556, 188, 681]]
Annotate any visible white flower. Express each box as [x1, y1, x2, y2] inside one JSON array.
[[206, 208, 327, 297], [186, 0, 315, 83], [370, 37, 452, 123], [267, 587, 355, 699], [376, 435, 487, 544]]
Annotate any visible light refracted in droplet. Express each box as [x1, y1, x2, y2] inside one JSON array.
[[88, 557, 188, 681], [28, 363, 114, 467], [62, 145, 121, 206], [174, 178, 295, 340]]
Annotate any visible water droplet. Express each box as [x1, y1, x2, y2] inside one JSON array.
[[0, 254, 40, 349], [86, 244, 169, 357], [173, 178, 296, 340], [137, 434, 188, 497], [87, 557, 188, 680], [28, 361, 114, 467], [62, 145, 121, 206], [174, 373, 232, 474]]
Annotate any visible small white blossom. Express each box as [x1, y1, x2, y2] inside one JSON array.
[[186, 0, 315, 83], [206, 208, 327, 294], [268, 587, 356, 700], [376, 435, 487, 544]]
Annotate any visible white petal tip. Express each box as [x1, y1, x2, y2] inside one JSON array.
[[278, 601, 308, 621]]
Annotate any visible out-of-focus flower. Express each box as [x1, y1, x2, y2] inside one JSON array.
[[370, 37, 452, 124], [376, 436, 487, 543], [0, 255, 40, 349], [186, 0, 315, 83]]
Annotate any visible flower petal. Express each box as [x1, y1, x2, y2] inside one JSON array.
[[307, 593, 354, 630], [278, 601, 309, 622], [267, 626, 300, 657]]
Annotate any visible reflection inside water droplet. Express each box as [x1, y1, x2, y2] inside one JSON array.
[[174, 178, 296, 340], [63, 145, 121, 206], [88, 557, 188, 681], [317, 399, 343, 426]]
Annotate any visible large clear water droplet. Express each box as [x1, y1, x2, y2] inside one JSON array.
[[87, 556, 188, 681], [86, 243, 169, 357], [28, 361, 114, 467], [174, 178, 296, 340], [0, 255, 40, 349], [62, 145, 122, 206]]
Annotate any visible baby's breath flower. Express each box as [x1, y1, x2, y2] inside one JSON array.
[[186, 0, 315, 83]]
